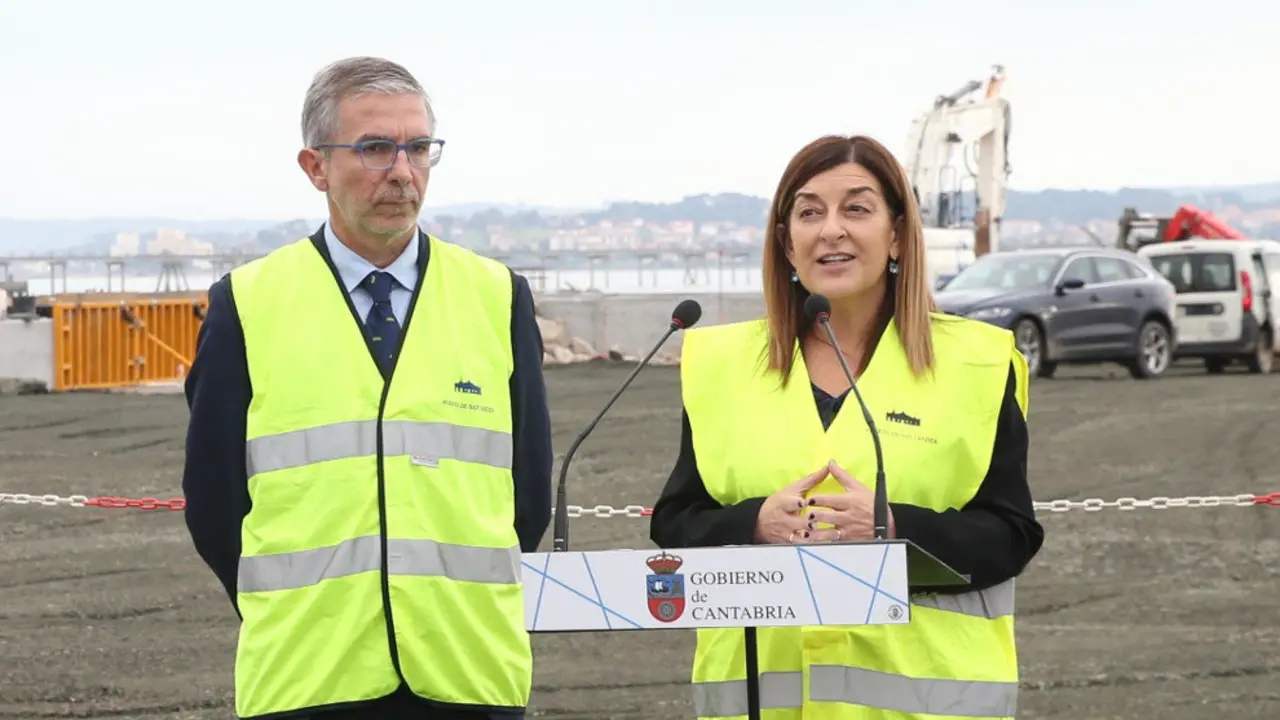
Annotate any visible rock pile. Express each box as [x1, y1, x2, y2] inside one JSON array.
[[0, 378, 49, 396], [536, 314, 600, 365], [536, 312, 680, 366]]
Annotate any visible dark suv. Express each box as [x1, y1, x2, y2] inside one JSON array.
[[934, 247, 1179, 379]]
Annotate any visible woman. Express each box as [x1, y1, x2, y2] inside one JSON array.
[[649, 134, 1044, 720]]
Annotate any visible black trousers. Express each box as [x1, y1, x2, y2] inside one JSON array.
[[297, 707, 523, 719], [290, 687, 524, 720]]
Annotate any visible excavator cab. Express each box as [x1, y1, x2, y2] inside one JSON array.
[[1116, 207, 1168, 252]]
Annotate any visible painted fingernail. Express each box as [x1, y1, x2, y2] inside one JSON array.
[[802, 531, 810, 538], [807, 498, 816, 506], [807, 513, 815, 521]]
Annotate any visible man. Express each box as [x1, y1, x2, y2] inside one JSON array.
[[181, 56, 553, 720]]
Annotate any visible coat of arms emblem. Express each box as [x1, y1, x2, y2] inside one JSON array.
[[645, 551, 686, 623]]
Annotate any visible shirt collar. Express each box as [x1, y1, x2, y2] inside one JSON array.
[[323, 221, 420, 293]]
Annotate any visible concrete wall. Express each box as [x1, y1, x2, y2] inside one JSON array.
[[533, 291, 766, 357], [0, 318, 54, 388], [0, 295, 757, 390]]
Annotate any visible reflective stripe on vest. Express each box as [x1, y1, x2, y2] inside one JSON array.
[[912, 578, 1016, 619], [693, 672, 803, 717], [678, 317, 1026, 720], [245, 419, 512, 478], [238, 534, 521, 593], [691, 667, 1017, 718], [809, 665, 1017, 717]]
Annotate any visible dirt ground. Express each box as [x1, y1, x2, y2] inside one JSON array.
[[2, 360, 1279, 719]]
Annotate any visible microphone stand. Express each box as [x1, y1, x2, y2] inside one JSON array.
[[552, 321, 683, 553], [742, 310, 892, 720], [816, 315, 889, 540], [744, 626, 761, 720]]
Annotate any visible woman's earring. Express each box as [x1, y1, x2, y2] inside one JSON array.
[[888, 259, 899, 275], [790, 269, 799, 283]]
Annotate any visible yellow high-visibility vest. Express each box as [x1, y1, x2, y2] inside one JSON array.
[[679, 314, 1029, 719], [228, 234, 530, 718]]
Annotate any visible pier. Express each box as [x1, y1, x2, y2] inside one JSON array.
[[0, 247, 762, 294]]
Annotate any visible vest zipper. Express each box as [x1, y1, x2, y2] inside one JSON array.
[[311, 231, 428, 692], [373, 244, 427, 688], [374, 377, 404, 684]]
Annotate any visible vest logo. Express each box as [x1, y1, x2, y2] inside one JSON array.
[[645, 551, 686, 623], [442, 379, 495, 414], [881, 410, 936, 445], [885, 410, 921, 427], [410, 454, 439, 468]]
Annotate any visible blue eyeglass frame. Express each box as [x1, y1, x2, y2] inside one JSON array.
[[313, 137, 446, 170]]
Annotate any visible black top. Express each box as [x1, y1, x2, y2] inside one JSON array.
[[181, 229, 548, 719], [648, 362, 1044, 595]]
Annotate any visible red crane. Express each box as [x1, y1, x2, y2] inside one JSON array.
[[1116, 204, 1245, 251], [1161, 204, 1246, 241]]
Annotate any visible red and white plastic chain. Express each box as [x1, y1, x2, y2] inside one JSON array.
[[0, 493, 186, 510], [2, 492, 1278, 514]]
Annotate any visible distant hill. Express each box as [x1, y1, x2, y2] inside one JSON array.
[[1159, 182, 1280, 204], [0, 202, 578, 254], [0, 218, 285, 255], [1005, 184, 1280, 226], [2, 184, 1278, 254], [420, 202, 589, 220], [561, 185, 1280, 230], [578, 192, 768, 225]]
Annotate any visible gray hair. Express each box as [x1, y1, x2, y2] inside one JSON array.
[[301, 56, 437, 148]]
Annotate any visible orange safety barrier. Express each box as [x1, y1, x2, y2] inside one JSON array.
[[50, 298, 208, 391]]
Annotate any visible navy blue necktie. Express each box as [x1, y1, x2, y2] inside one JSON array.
[[362, 270, 401, 375]]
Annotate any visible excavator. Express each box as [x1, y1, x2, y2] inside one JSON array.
[[902, 65, 1011, 288], [1115, 204, 1245, 251]]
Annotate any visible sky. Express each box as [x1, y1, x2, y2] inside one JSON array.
[[2, 0, 1278, 222]]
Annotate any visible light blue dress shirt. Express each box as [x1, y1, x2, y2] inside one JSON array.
[[323, 222, 419, 323]]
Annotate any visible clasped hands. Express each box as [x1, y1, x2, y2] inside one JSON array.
[[752, 459, 883, 545]]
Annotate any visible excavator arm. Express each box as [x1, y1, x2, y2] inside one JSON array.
[[902, 65, 1011, 256], [1162, 204, 1245, 241]]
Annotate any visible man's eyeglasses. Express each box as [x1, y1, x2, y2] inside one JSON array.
[[314, 138, 445, 171]]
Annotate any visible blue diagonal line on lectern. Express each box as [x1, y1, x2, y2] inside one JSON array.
[[581, 553, 611, 630], [794, 548, 824, 625], [520, 560, 644, 630], [530, 553, 552, 630], [796, 546, 907, 613], [864, 544, 890, 625]]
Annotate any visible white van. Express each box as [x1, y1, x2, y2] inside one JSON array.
[[1137, 238, 1280, 373]]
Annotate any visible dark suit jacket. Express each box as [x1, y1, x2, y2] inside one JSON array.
[[181, 227, 550, 719]]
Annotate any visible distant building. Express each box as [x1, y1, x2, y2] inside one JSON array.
[[109, 232, 141, 257], [148, 227, 214, 256]]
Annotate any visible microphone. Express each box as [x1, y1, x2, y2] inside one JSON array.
[[802, 293, 889, 541], [552, 299, 703, 552]]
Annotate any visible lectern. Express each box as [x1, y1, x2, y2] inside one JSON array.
[[523, 539, 967, 719]]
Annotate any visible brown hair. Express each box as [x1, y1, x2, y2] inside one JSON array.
[[761, 134, 937, 385]]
